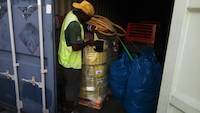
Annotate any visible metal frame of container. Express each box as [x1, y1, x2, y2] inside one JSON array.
[[0, 0, 56, 113], [7, 0, 22, 112]]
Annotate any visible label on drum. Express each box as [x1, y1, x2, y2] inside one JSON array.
[[86, 87, 95, 91], [96, 70, 103, 74]]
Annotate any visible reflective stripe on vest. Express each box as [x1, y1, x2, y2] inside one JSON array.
[[58, 11, 84, 69]]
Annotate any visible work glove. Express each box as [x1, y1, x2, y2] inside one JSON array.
[[87, 24, 96, 32]]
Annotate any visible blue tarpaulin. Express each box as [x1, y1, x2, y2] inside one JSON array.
[[109, 48, 162, 113]]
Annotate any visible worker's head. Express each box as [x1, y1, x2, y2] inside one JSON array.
[[72, 0, 95, 22]]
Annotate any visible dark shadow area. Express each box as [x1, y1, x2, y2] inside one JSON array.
[[93, 0, 175, 67]]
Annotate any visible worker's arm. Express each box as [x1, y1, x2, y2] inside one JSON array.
[[70, 40, 94, 51], [65, 21, 94, 51]]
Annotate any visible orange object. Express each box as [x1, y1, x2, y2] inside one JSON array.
[[125, 23, 157, 46], [72, 0, 95, 17]]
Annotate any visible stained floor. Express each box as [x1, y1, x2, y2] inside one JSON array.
[[0, 97, 126, 113], [0, 107, 12, 113], [78, 97, 126, 113]]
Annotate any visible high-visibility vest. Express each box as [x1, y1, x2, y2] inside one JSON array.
[[58, 11, 84, 69]]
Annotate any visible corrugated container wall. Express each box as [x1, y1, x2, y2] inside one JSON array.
[[0, 0, 56, 113]]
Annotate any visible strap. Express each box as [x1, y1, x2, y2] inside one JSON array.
[[118, 38, 134, 61]]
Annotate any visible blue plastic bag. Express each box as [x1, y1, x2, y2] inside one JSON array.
[[109, 48, 162, 113], [108, 53, 130, 102]]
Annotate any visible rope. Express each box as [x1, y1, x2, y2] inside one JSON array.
[[87, 15, 127, 37], [87, 15, 134, 60]]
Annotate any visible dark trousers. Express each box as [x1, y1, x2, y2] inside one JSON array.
[[63, 68, 82, 104]]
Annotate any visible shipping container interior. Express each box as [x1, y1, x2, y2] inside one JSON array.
[[55, 0, 174, 113], [0, 0, 175, 112], [0, 0, 175, 113]]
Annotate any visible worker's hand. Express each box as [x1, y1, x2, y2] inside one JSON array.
[[86, 39, 95, 46], [87, 24, 96, 32]]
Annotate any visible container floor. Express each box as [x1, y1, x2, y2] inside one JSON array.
[[0, 96, 125, 113], [78, 97, 125, 113], [0, 107, 12, 113]]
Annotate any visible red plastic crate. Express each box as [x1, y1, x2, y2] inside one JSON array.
[[125, 23, 157, 45]]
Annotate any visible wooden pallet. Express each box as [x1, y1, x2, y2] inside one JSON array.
[[79, 95, 107, 109]]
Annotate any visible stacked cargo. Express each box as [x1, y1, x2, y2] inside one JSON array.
[[79, 34, 110, 109]]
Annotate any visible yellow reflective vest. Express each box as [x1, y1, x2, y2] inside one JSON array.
[[58, 11, 84, 69]]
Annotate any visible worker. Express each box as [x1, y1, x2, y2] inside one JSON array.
[[58, 0, 95, 113]]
